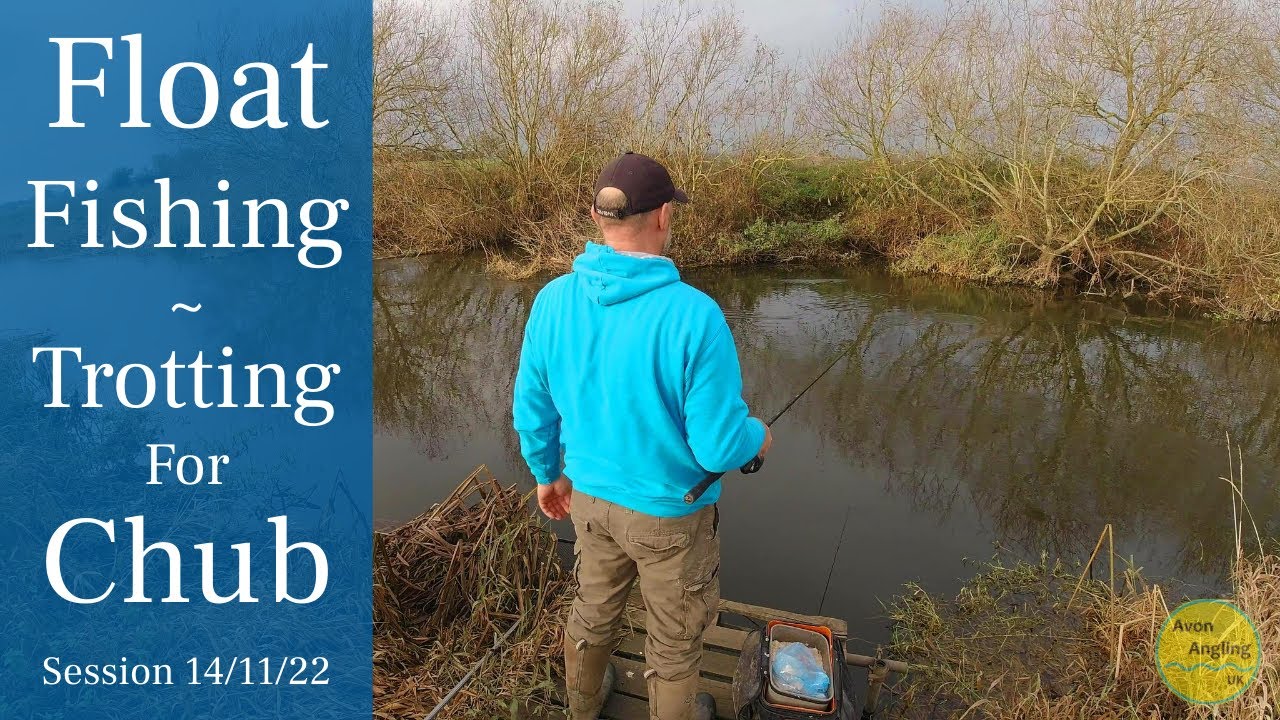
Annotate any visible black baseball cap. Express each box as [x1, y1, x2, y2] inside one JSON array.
[[592, 152, 688, 219]]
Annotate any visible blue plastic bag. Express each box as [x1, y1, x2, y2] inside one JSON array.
[[770, 641, 831, 701]]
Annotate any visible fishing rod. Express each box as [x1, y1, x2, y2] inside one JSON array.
[[423, 620, 520, 720], [683, 341, 859, 504]]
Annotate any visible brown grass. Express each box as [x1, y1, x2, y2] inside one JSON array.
[[373, 466, 572, 719], [373, 155, 511, 258], [889, 481, 1278, 720], [889, 552, 1278, 719]]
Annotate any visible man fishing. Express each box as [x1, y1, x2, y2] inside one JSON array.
[[513, 152, 772, 720]]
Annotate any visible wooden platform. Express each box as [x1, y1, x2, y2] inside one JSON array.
[[548, 589, 850, 720]]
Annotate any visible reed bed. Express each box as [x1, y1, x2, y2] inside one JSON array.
[[888, 535, 1278, 718], [373, 466, 572, 719]]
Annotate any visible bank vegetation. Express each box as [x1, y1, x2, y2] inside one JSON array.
[[373, 465, 1277, 719], [374, 466, 570, 719], [889, 553, 1278, 719], [373, 0, 1280, 320], [889, 464, 1278, 720]]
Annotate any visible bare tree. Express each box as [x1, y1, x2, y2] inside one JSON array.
[[807, 5, 946, 163], [373, 0, 459, 150]]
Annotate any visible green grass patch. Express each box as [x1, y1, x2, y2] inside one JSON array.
[[894, 225, 1021, 282], [758, 161, 853, 219], [724, 215, 850, 261]]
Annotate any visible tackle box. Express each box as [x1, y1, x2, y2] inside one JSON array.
[[763, 620, 835, 712]]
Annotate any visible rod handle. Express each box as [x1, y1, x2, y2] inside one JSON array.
[[683, 472, 724, 504], [683, 455, 764, 504]]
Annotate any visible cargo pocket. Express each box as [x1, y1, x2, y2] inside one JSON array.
[[682, 506, 722, 639], [681, 559, 720, 640], [628, 532, 689, 557]]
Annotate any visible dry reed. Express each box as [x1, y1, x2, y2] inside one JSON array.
[[888, 481, 1278, 720], [373, 466, 572, 719]]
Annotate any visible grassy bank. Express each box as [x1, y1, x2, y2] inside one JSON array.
[[888, 549, 1278, 718], [372, 0, 1280, 321], [373, 466, 1278, 719], [375, 151, 1280, 322]]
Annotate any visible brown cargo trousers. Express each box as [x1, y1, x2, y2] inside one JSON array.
[[565, 491, 720, 720]]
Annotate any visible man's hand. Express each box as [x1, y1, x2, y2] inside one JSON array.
[[537, 477, 573, 520]]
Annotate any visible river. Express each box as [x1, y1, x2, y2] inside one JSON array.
[[373, 255, 1280, 647]]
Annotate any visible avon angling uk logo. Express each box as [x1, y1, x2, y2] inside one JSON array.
[[1156, 600, 1261, 705]]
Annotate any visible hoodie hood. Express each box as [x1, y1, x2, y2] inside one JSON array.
[[571, 241, 680, 306]]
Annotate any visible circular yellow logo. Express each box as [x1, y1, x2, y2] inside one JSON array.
[[1156, 599, 1261, 705]]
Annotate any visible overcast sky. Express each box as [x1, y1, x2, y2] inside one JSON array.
[[614, 0, 949, 61], [663, 0, 857, 60], [429, 0, 951, 62]]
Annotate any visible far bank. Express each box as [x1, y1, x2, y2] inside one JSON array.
[[374, 155, 1280, 323]]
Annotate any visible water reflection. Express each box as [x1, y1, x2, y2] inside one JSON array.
[[374, 256, 1280, 641]]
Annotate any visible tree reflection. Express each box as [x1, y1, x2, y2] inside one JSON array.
[[374, 258, 1280, 576], [373, 256, 530, 468], [703, 269, 1280, 574]]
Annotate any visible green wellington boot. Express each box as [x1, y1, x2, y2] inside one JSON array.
[[565, 636, 617, 720], [692, 692, 716, 720], [648, 673, 717, 720]]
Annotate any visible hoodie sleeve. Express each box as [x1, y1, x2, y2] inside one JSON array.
[[683, 320, 767, 473], [513, 302, 562, 485]]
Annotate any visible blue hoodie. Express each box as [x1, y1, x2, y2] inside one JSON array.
[[513, 241, 766, 517]]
